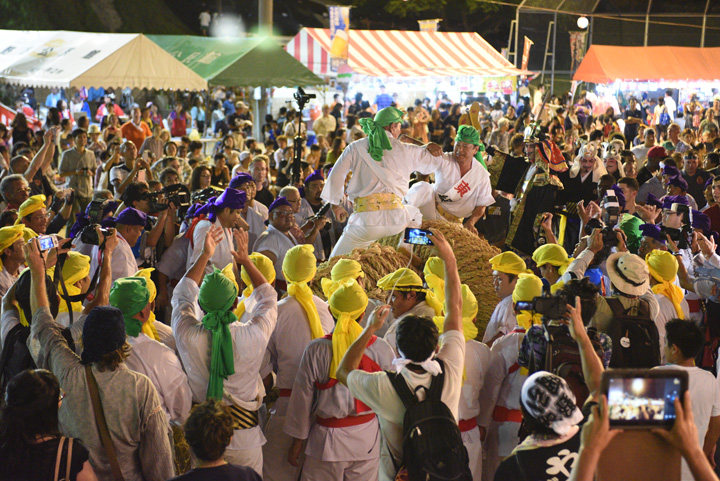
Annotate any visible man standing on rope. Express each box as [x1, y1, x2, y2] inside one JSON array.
[[321, 106, 444, 257], [404, 125, 494, 233]]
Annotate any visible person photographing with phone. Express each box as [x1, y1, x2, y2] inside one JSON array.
[[59, 128, 97, 226]]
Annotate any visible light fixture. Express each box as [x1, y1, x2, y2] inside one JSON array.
[[577, 16, 589, 29]]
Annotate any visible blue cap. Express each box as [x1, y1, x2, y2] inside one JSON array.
[[646, 193, 662, 209], [229, 173, 254, 190], [662, 195, 689, 210], [304, 169, 324, 186], [668, 176, 688, 191], [639, 223, 665, 243], [268, 196, 291, 213], [116, 207, 148, 227]]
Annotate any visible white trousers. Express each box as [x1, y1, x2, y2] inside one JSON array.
[[462, 426, 482, 481], [481, 420, 521, 481], [225, 445, 263, 478], [330, 207, 421, 258], [262, 414, 303, 481], [300, 453, 379, 481]]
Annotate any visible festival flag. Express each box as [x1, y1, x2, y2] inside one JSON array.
[[569, 31, 588, 71], [520, 36, 533, 81], [418, 19, 441, 32], [329, 6, 350, 72]]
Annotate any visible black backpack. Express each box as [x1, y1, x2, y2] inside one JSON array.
[[606, 297, 660, 368], [531, 324, 605, 407], [386, 359, 472, 481]]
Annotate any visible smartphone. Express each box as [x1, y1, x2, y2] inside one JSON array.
[[404, 227, 434, 246], [602, 369, 688, 430], [37, 234, 59, 252]]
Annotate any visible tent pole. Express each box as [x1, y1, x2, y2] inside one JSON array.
[[541, 21, 554, 86], [701, 0, 710, 47], [259, 0, 273, 36], [515, 0, 528, 68]]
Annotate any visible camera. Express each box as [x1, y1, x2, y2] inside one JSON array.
[[143, 183, 191, 216], [37, 234, 58, 252], [80, 225, 112, 246], [515, 295, 568, 320], [86, 199, 112, 224], [191, 187, 219, 205], [293, 87, 316, 108]]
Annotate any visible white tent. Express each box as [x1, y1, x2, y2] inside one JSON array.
[[0, 30, 207, 91]]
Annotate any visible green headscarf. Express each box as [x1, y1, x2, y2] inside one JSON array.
[[619, 213, 643, 255], [358, 106, 404, 162], [455, 124, 487, 169], [109, 277, 150, 338], [199, 269, 239, 400]]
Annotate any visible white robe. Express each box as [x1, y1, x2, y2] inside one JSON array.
[[252, 224, 298, 282], [186, 219, 235, 275], [321, 137, 444, 257], [89, 232, 137, 284], [404, 155, 493, 221], [125, 333, 192, 426], [244, 206, 266, 254], [482, 295, 516, 344], [171, 277, 277, 472]]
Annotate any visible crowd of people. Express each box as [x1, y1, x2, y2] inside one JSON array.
[[1, 82, 720, 481]]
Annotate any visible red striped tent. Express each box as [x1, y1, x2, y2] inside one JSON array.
[[285, 28, 529, 78]]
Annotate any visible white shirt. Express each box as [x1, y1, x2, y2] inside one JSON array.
[[458, 340, 494, 421], [250, 200, 269, 221], [631, 145, 653, 163], [187, 219, 234, 275], [658, 365, 720, 481], [125, 333, 192, 426], [0, 267, 19, 299], [252, 224, 298, 282], [243, 207, 266, 254], [432, 155, 494, 218], [482, 295, 516, 343], [171, 277, 277, 451], [347, 330, 466, 481], [654, 294, 690, 363], [89, 233, 138, 284], [665, 96, 677, 121]]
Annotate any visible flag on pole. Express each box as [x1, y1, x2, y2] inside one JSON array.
[[520, 36, 533, 81], [569, 31, 588, 71], [329, 6, 351, 72]]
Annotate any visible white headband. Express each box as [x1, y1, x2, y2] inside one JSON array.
[[392, 347, 442, 376]]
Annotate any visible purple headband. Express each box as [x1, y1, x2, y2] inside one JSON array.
[[304, 169, 324, 185], [646, 193, 662, 209], [639, 223, 665, 243], [229, 173, 254, 190], [194, 188, 247, 222], [268, 196, 292, 213], [668, 176, 688, 191], [662, 194, 689, 210]]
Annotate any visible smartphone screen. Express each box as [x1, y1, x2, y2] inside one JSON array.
[[604, 370, 686, 429], [404, 227, 434, 246]]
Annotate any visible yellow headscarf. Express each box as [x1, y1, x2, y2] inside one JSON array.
[[135, 268, 160, 339], [15, 195, 46, 224], [532, 244, 574, 275], [329, 279, 369, 379], [512, 273, 544, 330], [282, 245, 324, 340], [321, 259, 365, 299], [424, 257, 445, 316], [0, 225, 27, 269], [433, 284, 478, 342], [377, 268, 426, 292], [646, 250, 684, 319], [53, 252, 90, 314], [490, 251, 530, 276], [233, 253, 276, 320]]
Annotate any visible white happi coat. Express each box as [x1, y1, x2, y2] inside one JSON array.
[[482, 295, 516, 344], [186, 219, 235, 275], [321, 136, 444, 257], [459, 340, 494, 480], [89, 232, 137, 284], [243, 206, 266, 254], [262, 295, 335, 481], [404, 155, 493, 221], [283, 335, 395, 464], [171, 277, 277, 456], [125, 333, 192, 426], [479, 328, 528, 481]]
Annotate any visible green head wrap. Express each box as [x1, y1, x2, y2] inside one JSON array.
[[619, 213, 644, 255], [109, 277, 150, 338], [199, 269, 239, 400], [455, 125, 487, 169], [358, 106, 404, 162]]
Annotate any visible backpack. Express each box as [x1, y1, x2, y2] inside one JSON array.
[[531, 324, 605, 407], [606, 297, 660, 368], [0, 322, 75, 398], [659, 106, 671, 126], [386, 359, 472, 481]]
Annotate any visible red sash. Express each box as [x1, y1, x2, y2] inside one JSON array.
[[184, 214, 207, 248], [458, 418, 478, 432], [315, 334, 380, 414]]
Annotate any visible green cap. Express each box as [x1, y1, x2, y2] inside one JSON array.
[[109, 277, 150, 338]]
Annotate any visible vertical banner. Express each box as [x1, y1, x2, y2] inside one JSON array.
[[418, 19, 441, 32], [569, 31, 588, 71], [520, 36, 533, 81], [329, 6, 350, 72]]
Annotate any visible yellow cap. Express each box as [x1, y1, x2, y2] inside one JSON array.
[[220, 263, 239, 292], [512, 273, 543, 304], [377, 268, 425, 292], [490, 252, 528, 276], [134, 268, 157, 302], [240, 253, 276, 287], [15, 195, 46, 224], [329, 279, 369, 379], [321, 259, 364, 298]]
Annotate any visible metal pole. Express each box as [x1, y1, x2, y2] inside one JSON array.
[[508, 20, 516, 64], [551, 12, 557, 93], [644, 0, 653, 46], [701, 0, 711, 47], [515, 8, 520, 67], [541, 21, 554, 86]]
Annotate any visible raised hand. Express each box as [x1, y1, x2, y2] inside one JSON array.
[[203, 225, 224, 258]]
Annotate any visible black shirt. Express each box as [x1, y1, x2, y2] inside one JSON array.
[[683, 169, 713, 210], [255, 186, 275, 208], [170, 464, 262, 481], [623, 108, 642, 144], [0, 437, 90, 481]]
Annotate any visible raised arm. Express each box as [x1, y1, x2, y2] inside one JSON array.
[[430, 229, 462, 333], [25, 127, 57, 182], [567, 296, 603, 397], [231, 229, 267, 289], [185, 225, 225, 287], [83, 227, 118, 314], [336, 305, 390, 386]]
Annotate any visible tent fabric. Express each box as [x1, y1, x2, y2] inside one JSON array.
[[573, 45, 720, 84], [286, 28, 531, 78], [148, 35, 323, 87], [0, 30, 207, 91]]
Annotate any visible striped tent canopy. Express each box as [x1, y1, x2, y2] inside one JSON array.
[[286, 28, 531, 78]]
